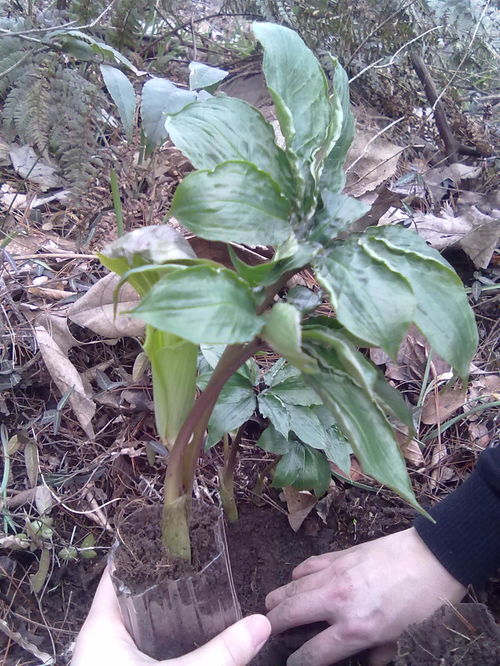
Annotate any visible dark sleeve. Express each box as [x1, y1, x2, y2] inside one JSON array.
[[414, 447, 500, 588]]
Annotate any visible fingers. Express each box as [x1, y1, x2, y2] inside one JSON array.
[[292, 551, 343, 580], [172, 614, 271, 666], [266, 568, 330, 611], [286, 623, 371, 666], [266, 588, 334, 635]]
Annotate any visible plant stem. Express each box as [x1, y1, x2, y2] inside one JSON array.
[[219, 427, 244, 522], [161, 339, 261, 559], [110, 168, 124, 237]]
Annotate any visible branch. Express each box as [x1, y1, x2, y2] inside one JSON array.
[[411, 52, 483, 162]]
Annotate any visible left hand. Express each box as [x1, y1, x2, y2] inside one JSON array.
[[71, 569, 270, 666]]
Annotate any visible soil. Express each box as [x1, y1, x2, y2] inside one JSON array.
[[113, 502, 220, 589], [227, 493, 500, 666]]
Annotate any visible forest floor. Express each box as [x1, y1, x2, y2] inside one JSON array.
[[0, 2, 499, 664]]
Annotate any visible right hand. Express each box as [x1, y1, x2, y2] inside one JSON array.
[[265, 527, 466, 666]]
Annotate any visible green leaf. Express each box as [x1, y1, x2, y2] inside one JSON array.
[[262, 303, 317, 373], [228, 237, 319, 287], [30, 548, 51, 594], [141, 78, 196, 151], [207, 375, 256, 448], [144, 326, 198, 449], [170, 161, 292, 246], [53, 30, 145, 75], [166, 96, 293, 197], [98, 225, 198, 296], [253, 22, 332, 164], [311, 192, 369, 243], [360, 226, 478, 378], [100, 65, 136, 142], [286, 285, 322, 315], [189, 62, 228, 90], [274, 441, 331, 497], [320, 57, 355, 192], [132, 265, 264, 344], [287, 404, 329, 449], [256, 423, 289, 454], [258, 392, 290, 438], [303, 326, 413, 429], [268, 375, 323, 406], [305, 368, 422, 512], [315, 239, 415, 358], [321, 422, 352, 475], [201, 345, 259, 385]]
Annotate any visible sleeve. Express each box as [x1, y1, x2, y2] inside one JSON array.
[[414, 447, 500, 588]]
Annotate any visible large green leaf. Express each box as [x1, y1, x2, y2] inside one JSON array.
[[311, 192, 369, 243], [252, 22, 331, 163], [258, 392, 290, 439], [132, 265, 264, 344], [360, 226, 478, 378], [320, 57, 355, 193], [262, 302, 317, 373], [100, 65, 136, 142], [166, 96, 293, 198], [170, 161, 292, 246], [315, 239, 415, 358], [302, 326, 413, 429], [305, 368, 422, 512], [207, 374, 257, 448], [141, 78, 196, 151]]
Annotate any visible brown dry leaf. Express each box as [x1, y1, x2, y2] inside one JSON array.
[[421, 386, 467, 425], [468, 422, 491, 450], [9, 144, 62, 190], [68, 272, 143, 338], [468, 375, 500, 404], [412, 205, 499, 269], [371, 326, 450, 383], [27, 286, 76, 301], [0, 617, 54, 665], [33, 313, 77, 355], [35, 325, 95, 438], [345, 130, 403, 197], [283, 487, 317, 532], [24, 440, 39, 488], [396, 427, 425, 466]]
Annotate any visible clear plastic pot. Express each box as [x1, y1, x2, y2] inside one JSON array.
[[109, 505, 241, 660]]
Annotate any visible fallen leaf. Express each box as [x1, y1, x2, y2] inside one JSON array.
[[35, 485, 53, 515], [468, 422, 490, 449], [283, 487, 317, 532], [9, 144, 63, 190], [345, 130, 403, 197], [35, 325, 95, 438], [421, 386, 467, 425], [33, 314, 78, 355], [68, 272, 143, 338]]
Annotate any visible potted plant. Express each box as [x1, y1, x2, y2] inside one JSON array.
[[98, 21, 477, 660]]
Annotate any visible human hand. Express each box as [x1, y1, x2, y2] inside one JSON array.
[[71, 568, 270, 666], [265, 527, 466, 666]]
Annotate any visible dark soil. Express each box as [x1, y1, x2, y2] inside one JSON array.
[[396, 603, 500, 665], [227, 493, 500, 666], [114, 502, 220, 590]]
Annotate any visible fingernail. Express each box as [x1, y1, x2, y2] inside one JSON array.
[[245, 614, 271, 650]]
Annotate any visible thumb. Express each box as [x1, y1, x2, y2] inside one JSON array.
[[171, 615, 271, 666]]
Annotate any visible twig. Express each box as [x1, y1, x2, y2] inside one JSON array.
[[411, 52, 483, 161]]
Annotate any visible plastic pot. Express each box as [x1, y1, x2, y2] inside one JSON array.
[[109, 504, 241, 660]]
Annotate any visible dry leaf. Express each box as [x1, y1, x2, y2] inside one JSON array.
[[0, 618, 54, 664], [33, 314, 78, 355], [35, 485, 53, 515], [68, 272, 143, 338], [468, 422, 491, 449], [24, 440, 39, 488], [283, 487, 317, 532], [421, 386, 467, 425], [396, 427, 425, 466], [35, 325, 95, 438], [9, 144, 63, 190], [345, 130, 403, 197]]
